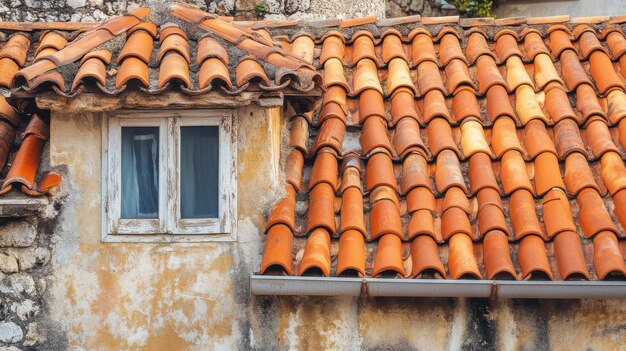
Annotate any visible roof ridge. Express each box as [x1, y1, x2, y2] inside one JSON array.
[[0, 22, 99, 32], [168, 3, 320, 89], [11, 7, 151, 90], [9, 2, 322, 93]]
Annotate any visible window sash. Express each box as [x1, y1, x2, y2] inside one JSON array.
[[107, 117, 168, 234], [172, 115, 233, 235], [104, 110, 235, 238]]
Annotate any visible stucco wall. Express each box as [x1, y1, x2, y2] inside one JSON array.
[[495, 0, 626, 18], [21, 105, 624, 350], [44, 105, 283, 349]]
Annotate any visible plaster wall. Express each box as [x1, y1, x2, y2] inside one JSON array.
[[45, 105, 281, 350], [34, 107, 626, 350], [495, 0, 626, 18]]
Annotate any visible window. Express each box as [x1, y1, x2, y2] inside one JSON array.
[[102, 110, 236, 242]]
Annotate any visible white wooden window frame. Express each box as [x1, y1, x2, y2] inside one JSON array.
[[101, 109, 237, 243]]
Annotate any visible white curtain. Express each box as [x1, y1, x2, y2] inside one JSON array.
[[180, 126, 219, 218], [121, 127, 159, 219]]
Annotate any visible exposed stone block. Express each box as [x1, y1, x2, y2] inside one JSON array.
[[0, 222, 36, 248], [0, 322, 23, 344], [0, 273, 37, 297], [23, 323, 46, 346], [0, 252, 18, 274], [10, 300, 40, 321]]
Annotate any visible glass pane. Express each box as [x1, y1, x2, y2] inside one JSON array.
[[121, 127, 159, 219], [180, 126, 219, 218]]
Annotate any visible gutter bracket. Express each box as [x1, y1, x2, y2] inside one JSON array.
[[489, 281, 498, 299], [360, 278, 369, 297]]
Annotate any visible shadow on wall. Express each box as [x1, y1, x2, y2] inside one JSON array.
[[495, 0, 626, 18]]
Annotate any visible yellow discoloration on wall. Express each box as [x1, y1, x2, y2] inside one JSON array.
[[545, 300, 626, 351], [48, 107, 280, 350], [45, 107, 626, 350]]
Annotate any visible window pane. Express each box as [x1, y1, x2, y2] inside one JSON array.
[[121, 127, 159, 219], [180, 126, 219, 218]]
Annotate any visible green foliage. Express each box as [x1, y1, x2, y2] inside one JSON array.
[[255, 1, 268, 18], [450, 0, 495, 18]]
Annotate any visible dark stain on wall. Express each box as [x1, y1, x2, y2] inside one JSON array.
[[463, 299, 497, 351]]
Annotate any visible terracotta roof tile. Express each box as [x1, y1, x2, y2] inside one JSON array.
[[417, 60, 445, 95], [577, 188, 618, 238], [475, 56, 506, 94], [439, 33, 467, 66], [0, 114, 60, 196], [0, 34, 30, 66], [534, 152, 566, 195], [36, 32, 68, 55], [560, 50, 593, 91], [372, 233, 404, 277], [448, 233, 481, 279], [553, 230, 590, 280], [265, 184, 297, 232], [299, 228, 331, 276], [500, 151, 534, 195], [71, 50, 109, 91], [592, 231, 626, 279], [198, 57, 232, 90], [466, 31, 494, 64], [410, 31, 438, 67], [411, 235, 446, 278], [158, 52, 191, 88], [319, 33, 344, 65], [0, 58, 20, 87], [469, 152, 499, 194], [518, 234, 553, 280], [260, 224, 294, 274], [337, 229, 366, 276], [483, 230, 517, 280], [400, 153, 431, 195], [476, 188, 508, 236], [564, 152, 600, 195], [116, 56, 149, 89]]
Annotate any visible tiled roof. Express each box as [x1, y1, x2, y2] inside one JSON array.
[[0, 3, 323, 197], [0, 3, 625, 279], [7, 5, 321, 96], [260, 15, 626, 281], [0, 34, 61, 197]]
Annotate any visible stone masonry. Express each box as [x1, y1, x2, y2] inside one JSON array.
[[0, 0, 451, 22], [0, 216, 63, 350]]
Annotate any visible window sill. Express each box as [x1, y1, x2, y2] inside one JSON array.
[[101, 232, 236, 243]]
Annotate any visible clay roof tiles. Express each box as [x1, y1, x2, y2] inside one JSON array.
[[6, 4, 321, 97], [0, 4, 624, 281], [259, 13, 626, 281]]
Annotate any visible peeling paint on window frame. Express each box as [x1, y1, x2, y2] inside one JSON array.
[[100, 109, 238, 243]]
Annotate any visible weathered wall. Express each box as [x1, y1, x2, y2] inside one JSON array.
[[1, 105, 615, 350], [495, 0, 626, 18], [386, 0, 457, 19], [0, 218, 57, 349], [41, 105, 283, 349], [0, 0, 453, 22], [0, 0, 389, 22]]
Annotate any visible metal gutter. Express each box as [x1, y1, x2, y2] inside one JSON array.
[[251, 276, 363, 296], [250, 275, 626, 299]]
